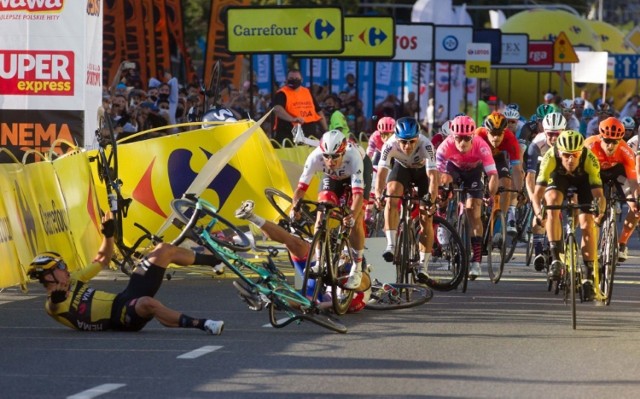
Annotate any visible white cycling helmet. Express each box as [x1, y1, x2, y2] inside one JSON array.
[[503, 108, 520, 120], [621, 116, 636, 130], [542, 112, 567, 132], [319, 130, 347, 155], [560, 99, 573, 111]]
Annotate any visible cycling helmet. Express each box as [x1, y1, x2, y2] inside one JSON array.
[[560, 99, 573, 112], [377, 116, 395, 133], [503, 108, 520, 120], [449, 115, 476, 136], [536, 104, 556, 119], [506, 103, 520, 111], [621, 116, 636, 130], [27, 252, 66, 282], [596, 102, 613, 116], [319, 130, 347, 155], [573, 97, 585, 107], [484, 112, 507, 132], [582, 108, 595, 119], [542, 112, 567, 132], [519, 120, 539, 142], [599, 117, 625, 140], [394, 117, 420, 140], [329, 110, 349, 133], [556, 130, 584, 153], [441, 120, 451, 136]]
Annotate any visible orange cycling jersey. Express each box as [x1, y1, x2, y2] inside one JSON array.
[[584, 136, 637, 180]]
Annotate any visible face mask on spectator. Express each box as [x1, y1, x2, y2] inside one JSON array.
[[158, 93, 169, 102], [286, 78, 302, 89], [149, 95, 158, 102]]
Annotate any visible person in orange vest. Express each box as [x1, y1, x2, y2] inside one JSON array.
[[272, 68, 327, 145]]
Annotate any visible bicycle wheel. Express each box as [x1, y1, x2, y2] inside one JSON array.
[[486, 209, 507, 284], [567, 233, 578, 330], [170, 198, 251, 252], [457, 212, 471, 293], [329, 235, 355, 315], [426, 215, 467, 291], [302, 230, 328, 304], [599, 211, 618, 305], [267, 300, 347, 334], [365, 282, 433, 310], [365, 206, 385, 238], [264, 188, 316, 238], [393, 219, 408, 284]]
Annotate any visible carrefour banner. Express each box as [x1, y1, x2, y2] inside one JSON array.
[[226, 6, 344, 54], [0, 1, 102, 156]]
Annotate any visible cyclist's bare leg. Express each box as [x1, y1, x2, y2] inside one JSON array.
[[466, 197, 483, 238], [258, 219, 310, 260], [544, 189, 564, 242], [418, 208, 434, 252], [578, 212, 597, 262]]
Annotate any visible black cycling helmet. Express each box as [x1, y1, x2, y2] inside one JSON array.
[[27, 252, 67, 283]]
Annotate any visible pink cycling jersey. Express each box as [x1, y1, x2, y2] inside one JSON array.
[[366, 130, 385, 158], [435, 135, 498, 176]]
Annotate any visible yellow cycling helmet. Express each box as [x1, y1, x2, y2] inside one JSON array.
[[556, 130, 584, 153], [27, 252, 67, 282]]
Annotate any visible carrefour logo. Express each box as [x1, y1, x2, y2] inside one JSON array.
[[304, 19, 336, 40], [359, 27, 387, 46]]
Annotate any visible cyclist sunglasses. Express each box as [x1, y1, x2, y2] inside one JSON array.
[[560, 151, 581, 159], [488, 129, 504, 136], [602, 138, 620, 145], [454, 135, 472, 142], [322, 153, 342, 160], [546, 131, 561, 138], [398, 138, 418, 145]]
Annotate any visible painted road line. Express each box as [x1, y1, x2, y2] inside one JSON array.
[[177, 345, 222, 359], [67, 383, 126, 399]]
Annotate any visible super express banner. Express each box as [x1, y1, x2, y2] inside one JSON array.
[[0, 121, 291, 289]]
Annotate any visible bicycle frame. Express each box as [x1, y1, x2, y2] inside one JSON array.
[[171, 196, 347, 333]]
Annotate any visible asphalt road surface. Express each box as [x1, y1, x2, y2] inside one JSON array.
[[2, 238, 640, 399]]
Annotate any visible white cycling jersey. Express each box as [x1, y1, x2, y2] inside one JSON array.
[[378, 135, 436, 170], [297, 143, 365, 190]]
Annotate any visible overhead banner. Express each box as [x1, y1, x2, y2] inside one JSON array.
[[299, 16, 395, 59], [393, 23, 434, 62], [0, 2, 102, 159], [225, 6, 344, 54]]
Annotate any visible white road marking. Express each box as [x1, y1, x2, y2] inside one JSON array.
[[177, 345, 222, 359], [67, 383, 126, 399]]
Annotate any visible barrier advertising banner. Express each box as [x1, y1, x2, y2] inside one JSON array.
[[0, 1, 102, 159]]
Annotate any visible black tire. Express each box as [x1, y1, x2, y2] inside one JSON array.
[[170, 198, 251, 252], [264, 187, 316, 239], [426, 215, 467, 291], [302, 230, 327, 304], [329, 235, 355, 315], [486, 210, 507, 284], [567, 233, 578, 330], [457, 212, 471, 293], [365, 283, 433, 310], [600, 212, 618, 306]]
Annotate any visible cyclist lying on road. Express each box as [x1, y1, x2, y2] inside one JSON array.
[[27, 212, 225, 335]]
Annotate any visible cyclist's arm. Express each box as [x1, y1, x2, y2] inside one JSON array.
[[532, 149, 556, 219], [487, 173, 499, 196]]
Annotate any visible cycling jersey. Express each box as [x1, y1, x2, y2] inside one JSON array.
[[526, 133, 551, 173], [627, 134, 638, 153], [536, 146, 602, 188], [475, 127, 521, 165], [430, 132, 446, 150], [435, 135, 498, 176], [584, 135, 637, 180], [297, 143, 365, 196], [366, 130, 384, 159], [45, 262, 116, 331], [378, 135, 436, 171]]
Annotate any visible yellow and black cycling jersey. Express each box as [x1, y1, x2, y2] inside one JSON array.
[[535, 146, 602, 188], [45, 262, 116, 331]]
